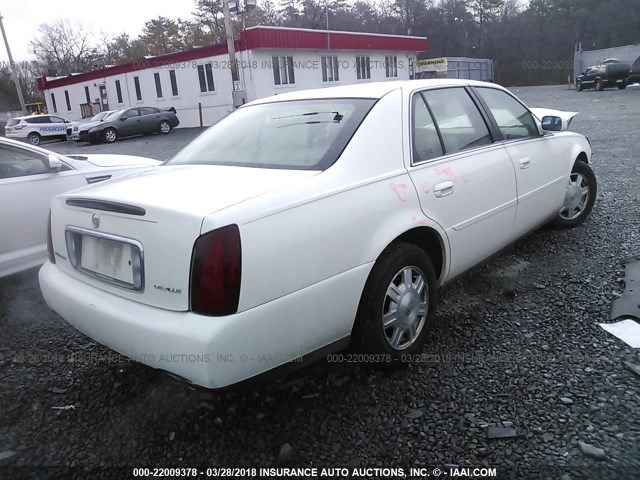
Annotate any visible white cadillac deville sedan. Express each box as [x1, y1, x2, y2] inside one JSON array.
[[39, 80, 596, 389]]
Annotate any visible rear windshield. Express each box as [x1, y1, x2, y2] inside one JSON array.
[[166, 98, 376, 170], [7, 119, 20, 127]]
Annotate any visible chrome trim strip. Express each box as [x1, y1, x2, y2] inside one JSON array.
[[64, 226, 145, 292]]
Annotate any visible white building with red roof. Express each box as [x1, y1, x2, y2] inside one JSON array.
[[36, 26, 427, 128]]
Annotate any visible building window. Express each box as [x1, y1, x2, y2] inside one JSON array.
[[385, 56, 398, 78], [134, 76, 142, 101], [321, 56, 339, 83], [64, 90, 71, 111], [197, 63, 215, 92], [169, 70, 179, 96], [356, 56, 371, 80], [115, 80, 123, 104], [272, 56, 295, 85], [154, 72, 163, 98], [84, 86, 91, 104], [50, 93, 57, 113]]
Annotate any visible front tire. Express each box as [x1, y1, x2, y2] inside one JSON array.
[[158, 120, 171, 134], [27, 132, 41, 145], [595, 79, 604, 91], [576, 80, 583, 92], [103, 128, 117, 143], [352, 243, 438, 365], [551, 160, 597, 229]]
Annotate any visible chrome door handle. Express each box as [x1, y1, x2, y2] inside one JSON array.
[[519, 157, 531, 169], [433, 180, 455, 197]]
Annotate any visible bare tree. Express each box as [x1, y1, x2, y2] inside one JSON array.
[[30, 19, 99, 76]]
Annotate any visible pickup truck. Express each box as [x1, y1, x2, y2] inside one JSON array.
[[576, 60, 631, 91]]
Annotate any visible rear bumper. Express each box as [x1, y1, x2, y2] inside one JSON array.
[[39, 261, 368, 388]]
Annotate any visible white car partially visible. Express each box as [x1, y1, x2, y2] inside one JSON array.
[[5, 114, 79, 145], [0, 137, 160, 277], [39, 80, 597, 389]]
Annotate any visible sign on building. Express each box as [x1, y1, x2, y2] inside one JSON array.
[[416, 57, 448, 75]]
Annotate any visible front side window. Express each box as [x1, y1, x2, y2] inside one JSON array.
[[48, 116, 66, 123], [0, 145, 49, 179], [422, 88, 492, 155], [412, 93, 444, 163], [321, 56, 339, 83], [385, 56, 398, 78], [475, 87, 539, 140], [272, 56, 295, 85], [134, 76, 142, 101], [356, 56, 371, 80], [167, 98, 375, 171], [121, 109, 140, 120]]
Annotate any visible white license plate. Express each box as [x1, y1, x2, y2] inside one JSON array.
[[80, 235, 134, 285]]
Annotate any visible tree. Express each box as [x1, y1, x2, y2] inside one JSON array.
[[30, 19, 99, 76]]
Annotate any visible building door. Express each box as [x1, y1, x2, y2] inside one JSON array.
[[99, 84, 109, 111]]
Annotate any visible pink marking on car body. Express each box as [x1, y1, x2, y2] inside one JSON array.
[[389, 182, 408, 202]]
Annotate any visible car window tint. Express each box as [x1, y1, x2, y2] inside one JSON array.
[[422, 88, 492, 154], [140, 107, 157, 115], [475, 87, 539, 140], [412, 93, 443, 163], [121, 109, 140, 119], [25, 117, 46, 124], [0, 145, 49, 179], [48, 116, 65, 123], [167, 99, 376, 171]]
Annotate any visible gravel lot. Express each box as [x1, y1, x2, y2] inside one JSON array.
[[1, 85, 639, 479]]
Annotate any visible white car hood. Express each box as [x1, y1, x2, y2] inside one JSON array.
[[64, 154, 161, 169], [65, 164, 320, 219]]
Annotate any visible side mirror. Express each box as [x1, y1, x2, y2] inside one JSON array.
[[64, 120, 70, 123], [47, 154, 63, 172], [120, 117, 127, 121], [541, 115, 564, 132]]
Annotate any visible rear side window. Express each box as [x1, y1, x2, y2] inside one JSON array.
[[412, 94, 443, 163], [168, 99, 376, 171], [422, 88, 492, 154], [475, 87, 539, 140], [6, 119, 19, 127]]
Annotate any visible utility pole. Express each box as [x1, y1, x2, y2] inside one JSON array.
[[222, 1, 239, 85], [0, 12, 27, 114]]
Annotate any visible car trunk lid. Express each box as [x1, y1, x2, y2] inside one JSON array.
[[51, 165, 319, 311]]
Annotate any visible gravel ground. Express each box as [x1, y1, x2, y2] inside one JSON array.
[[1, 85, 639, 479]]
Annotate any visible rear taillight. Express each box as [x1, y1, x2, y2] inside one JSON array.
[[190, 225, 241, 316], [47, 210, 56, 264]]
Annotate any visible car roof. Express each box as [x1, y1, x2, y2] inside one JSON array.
[[247, 79, 506, 105], [11, 114, 63, 121]]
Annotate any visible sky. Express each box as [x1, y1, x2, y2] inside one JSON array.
[[0, 0, 196, 62]]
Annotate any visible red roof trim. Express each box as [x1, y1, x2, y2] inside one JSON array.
[[38, 27, 427, 91]]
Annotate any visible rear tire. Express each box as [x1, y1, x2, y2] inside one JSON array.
[[618, 82, 627, 90], [159, 120, 171, 134], [27, 132, 41, 145], [550, 160, 597, 229], [351, 243, 438, 367]]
